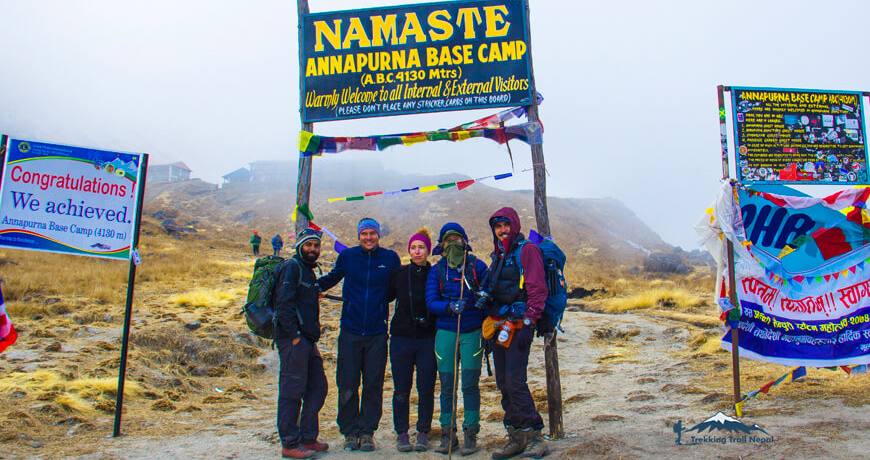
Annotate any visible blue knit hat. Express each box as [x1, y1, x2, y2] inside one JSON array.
[[433, 222, 471, 255], [357, 217, 381, 236]]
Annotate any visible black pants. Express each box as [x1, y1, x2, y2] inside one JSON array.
[[336, 331, 388, 436], [390, 335, 436, 434], [273, 248, 281, 256], [252, 244, 260, 256], [491, 326, 544, 431], [277, 337, 328, 448]]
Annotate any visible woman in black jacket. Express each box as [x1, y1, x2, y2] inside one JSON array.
[[387, 228, 436, 452]]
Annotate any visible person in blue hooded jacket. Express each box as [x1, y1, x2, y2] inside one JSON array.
[[425, 222, 488, 456], [317, 217, 400, 452]]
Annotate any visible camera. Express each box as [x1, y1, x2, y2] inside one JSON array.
[[474, 290, 492, 309]]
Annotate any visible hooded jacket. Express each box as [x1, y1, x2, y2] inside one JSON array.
[[317, 245, 401, 336], [271, 234, 283, 250], [426, 254, 488, 333], [487, 207, 547, 323]]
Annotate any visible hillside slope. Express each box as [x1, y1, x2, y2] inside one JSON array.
[[145, 161, 671, 284]]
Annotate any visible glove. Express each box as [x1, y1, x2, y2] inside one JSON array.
[[474, 291, 491, 309], [449, 299, 466, 315]]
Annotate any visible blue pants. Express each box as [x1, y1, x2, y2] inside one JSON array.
[[277, 337, 327, 448], [390, 335, 436, 434], [336, 331, 388, 436]]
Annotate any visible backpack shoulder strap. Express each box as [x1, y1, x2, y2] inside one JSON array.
[[288, 258, 304, 289], [466, 254, 481, 291], [436, 259, 447, 293], [513, 240, 528, 289]]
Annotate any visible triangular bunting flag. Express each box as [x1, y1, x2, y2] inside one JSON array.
[[791, 366, 807, 381], [456, 179, 475, 190]]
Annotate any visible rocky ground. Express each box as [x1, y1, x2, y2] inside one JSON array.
[[3, 245, 870, 459]]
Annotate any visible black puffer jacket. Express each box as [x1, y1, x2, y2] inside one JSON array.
[[388, 262, 435, 338]]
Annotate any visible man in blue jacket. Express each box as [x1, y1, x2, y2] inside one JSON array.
[[318, 217, 401, 452]]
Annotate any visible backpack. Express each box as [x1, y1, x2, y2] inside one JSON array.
[[512, 238, 568, 333], [242, 255, 287, 339]]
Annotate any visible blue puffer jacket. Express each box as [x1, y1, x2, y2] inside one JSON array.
[[426, 255, 488, 333], [318, 245, 401, 336]]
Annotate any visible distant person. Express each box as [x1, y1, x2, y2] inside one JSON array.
[[272, 233, 284, 257], [387, 228, 436, 452], [317, 217, 401, 452], [273, 228, 329, 459], [425, 222, 488, 456], [250, 231, 261, 256], [479, 207, 549, 459]]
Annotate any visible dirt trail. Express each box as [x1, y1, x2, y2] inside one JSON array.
[[33, 308, 868, 459]]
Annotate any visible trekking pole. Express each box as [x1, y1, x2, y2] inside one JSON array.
[[448, 251, 468, 460]]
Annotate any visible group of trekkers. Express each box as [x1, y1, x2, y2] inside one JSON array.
[[249, 231, 288, 257], [271, 207, 551, 459]]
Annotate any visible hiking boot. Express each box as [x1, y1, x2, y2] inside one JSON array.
[[343, 435, 360, 451], [302, 440, 329, 452], [281, 446, 315, 459], [460, 427, 479, 456], [520, 430, 549, 459], [359, 433, 376, 452], [397, 433, 412, 452], [434, 432, 459, 454], [491, 428, 532, 460], [414, 432, 430, 452]]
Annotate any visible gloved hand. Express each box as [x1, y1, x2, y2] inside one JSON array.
[[474, 291, 491, 309], [449, 299, 466, 315], [509, 302, 526, 318]]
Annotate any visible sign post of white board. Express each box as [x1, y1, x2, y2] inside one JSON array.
[[0, 136, 150, 437], [0, 138, 144, 260]]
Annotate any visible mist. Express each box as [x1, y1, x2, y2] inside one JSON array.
[[2, 0, 868, 249]]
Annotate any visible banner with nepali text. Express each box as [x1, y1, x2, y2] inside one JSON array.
[[702, 183, 870, 366]]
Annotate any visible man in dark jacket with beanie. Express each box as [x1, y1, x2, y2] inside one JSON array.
[[273, 228, 329, 459], [480, 207, 550, 459], [318, 217, 401, 452]]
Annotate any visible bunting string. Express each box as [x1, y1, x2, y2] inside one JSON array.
[[734, 366, 807, 417], [327, 169, 527, 204], [298, 100, 545, 157]]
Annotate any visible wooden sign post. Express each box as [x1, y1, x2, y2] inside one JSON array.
[[525, 1, 563, 440]]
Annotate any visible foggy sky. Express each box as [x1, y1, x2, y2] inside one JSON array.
[[1, 0, 868, 248]]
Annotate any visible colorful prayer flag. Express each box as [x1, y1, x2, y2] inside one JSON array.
[[0, 285, 17, 353]]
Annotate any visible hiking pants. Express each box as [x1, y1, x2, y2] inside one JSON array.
[[273, 247, 281, 256], [390, 335, 436, 435], [336, 331, 388, 436], [252, 244, 260, 256], [277, 337, 328, 448], [491, 325, 544, 431], [435, 328, 482, 431]]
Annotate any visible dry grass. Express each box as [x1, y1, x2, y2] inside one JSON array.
[[0, 370, 142, 414], [599, 288, 705, 313], [168, 288, 242, 308]]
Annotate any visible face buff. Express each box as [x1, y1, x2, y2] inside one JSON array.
[[445, 241, 466, 269]]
